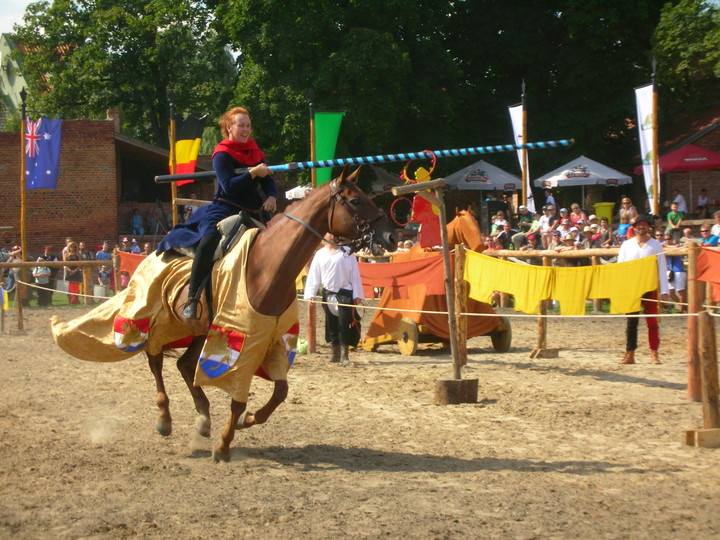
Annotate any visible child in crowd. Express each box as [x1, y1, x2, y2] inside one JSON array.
[[665, 201, 684, 244], [616, 215, 631, 243]]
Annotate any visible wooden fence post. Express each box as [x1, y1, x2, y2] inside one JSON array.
[[591, 255, 602, 313], [699, 282, 719, 429], [82, 267, 94, 305], [307, 301, 317, 354], [687, 243, 702, 402], [454, 243, 468, 367]]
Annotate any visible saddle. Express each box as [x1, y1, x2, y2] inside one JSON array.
[[173, 211, 264, 262]]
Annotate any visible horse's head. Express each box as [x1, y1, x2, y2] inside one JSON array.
[[328, 165, 397, 254]]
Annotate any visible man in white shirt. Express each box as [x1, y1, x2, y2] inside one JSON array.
[[304, 233, 364, 366], [617, 215, 670, 365], [672, 189, 688, 214]]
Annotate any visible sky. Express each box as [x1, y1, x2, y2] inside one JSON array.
[[0, 0, 35, 36]]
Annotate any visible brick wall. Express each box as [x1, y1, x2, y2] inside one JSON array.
[[0, 118, 118, 257]]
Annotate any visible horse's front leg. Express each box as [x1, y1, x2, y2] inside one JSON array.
[[213, 400, 246, 462], [147, 351, 172, 436], [243, 380, 289, 428], [176, 336, 211, 437]]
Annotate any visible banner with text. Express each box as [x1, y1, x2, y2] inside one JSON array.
[[508, 104, 534, 212], [635, 83, 658, 213]]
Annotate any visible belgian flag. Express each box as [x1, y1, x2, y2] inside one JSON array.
[[171, 115, 207, 186]]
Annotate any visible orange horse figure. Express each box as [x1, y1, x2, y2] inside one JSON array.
[[52, 166, 397, 461]]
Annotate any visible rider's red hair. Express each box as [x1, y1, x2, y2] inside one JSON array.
[[219, 107, 250, 139]]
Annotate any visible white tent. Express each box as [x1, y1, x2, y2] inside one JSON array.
[[443, 159, 521, 191], [533, 156, 631, 188]]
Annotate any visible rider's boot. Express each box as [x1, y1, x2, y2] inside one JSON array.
[[330, 344, 341, 363], [340, 345, 353, 367], [620, 350, 635, 364]]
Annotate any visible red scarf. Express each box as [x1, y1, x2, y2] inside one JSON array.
[[212, 138, 265, 165]]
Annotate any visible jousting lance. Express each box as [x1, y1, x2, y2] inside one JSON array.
[[154, 138, 574, 183]]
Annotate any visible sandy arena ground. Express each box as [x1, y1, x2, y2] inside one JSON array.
[[1, 302, 719, 539]]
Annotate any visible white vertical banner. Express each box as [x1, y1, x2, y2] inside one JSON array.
[[508, 104, 535, 212], [635, 83, 659, 213]]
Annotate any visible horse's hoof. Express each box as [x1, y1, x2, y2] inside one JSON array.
[[235, 410, 257, 429], [156, 420, 172, 437], [195, 415, 211, 438], [212, 445, 231, 463]]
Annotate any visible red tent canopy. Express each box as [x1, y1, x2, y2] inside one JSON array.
[[634, 144, 720, 175]]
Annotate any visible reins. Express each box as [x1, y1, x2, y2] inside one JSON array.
[[280, 176, 386, 252]]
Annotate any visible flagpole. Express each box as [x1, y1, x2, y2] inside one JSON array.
[[651, 58, 660, 216], [169, 93, 179, 227], [19, 88, 27, 263], [521, 80, 528, 207], [18, 88, 27, 329], [309, 90, 317, 189]]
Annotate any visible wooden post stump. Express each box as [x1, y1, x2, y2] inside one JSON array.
[[307, 301, 317, 354], [685, 429, 720, 448], [434, 378, 479, 405]]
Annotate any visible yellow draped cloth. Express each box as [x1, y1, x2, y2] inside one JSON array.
[[52, 229, 299, 402], [464, 252, 659, 315]]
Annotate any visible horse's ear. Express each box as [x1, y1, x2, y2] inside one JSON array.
[[336, 164, 351, 184], [346, 165, 362, 184]]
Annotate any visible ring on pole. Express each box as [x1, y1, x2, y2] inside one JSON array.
[[400, 150, 437, 184], [390, 196, 414, 227]]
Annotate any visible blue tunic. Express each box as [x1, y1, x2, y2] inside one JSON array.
[[157, 152, 278, 253]]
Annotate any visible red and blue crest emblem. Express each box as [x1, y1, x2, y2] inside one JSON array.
[[198, 324, 246, 379], [113, 316, 150, 352], [255, 322, 300, 381]]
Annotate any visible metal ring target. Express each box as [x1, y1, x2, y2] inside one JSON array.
[[390, 196, 413, 226]]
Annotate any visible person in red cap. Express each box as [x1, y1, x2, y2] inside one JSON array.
[[617, 214, 669, 365], [120, 237, 132, 253]]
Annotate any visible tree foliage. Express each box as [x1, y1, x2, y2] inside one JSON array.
[[10, 0, 701, 182], [219, 0, 670, 179], [653, 0, 720, 109], [12, 0, 236, 146]]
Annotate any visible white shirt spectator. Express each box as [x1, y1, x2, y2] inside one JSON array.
[[304, 246, 364, 301], [672, 192, 688, 214]]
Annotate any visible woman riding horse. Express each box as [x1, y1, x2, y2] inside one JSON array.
[[52, 166, 397, 461], [157, 106, 277, 320]]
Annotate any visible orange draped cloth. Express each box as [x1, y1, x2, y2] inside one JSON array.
[[696, 247, 720, 302], [118, 251, 145, 276], [358, 248, 445, 299]]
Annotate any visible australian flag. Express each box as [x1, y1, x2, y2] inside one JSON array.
[[25, 116, 62, 190]]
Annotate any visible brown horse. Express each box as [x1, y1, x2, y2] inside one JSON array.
[[144, 166, 397, 461]]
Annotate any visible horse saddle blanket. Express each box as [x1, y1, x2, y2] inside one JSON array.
[[52, 228, 300, 402]]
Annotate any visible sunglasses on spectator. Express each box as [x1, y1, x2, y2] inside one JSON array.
[[701, 229, 710, 232]]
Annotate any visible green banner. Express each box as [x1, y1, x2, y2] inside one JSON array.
[[314, 112, 344, 185]]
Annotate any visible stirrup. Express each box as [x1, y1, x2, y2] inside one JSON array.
[[182, 299, 200, 320]]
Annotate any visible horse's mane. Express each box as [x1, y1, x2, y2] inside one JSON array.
[[264, 182, 328, 230]]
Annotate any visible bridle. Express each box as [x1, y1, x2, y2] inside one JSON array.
[[281, 176, 387, 253]]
